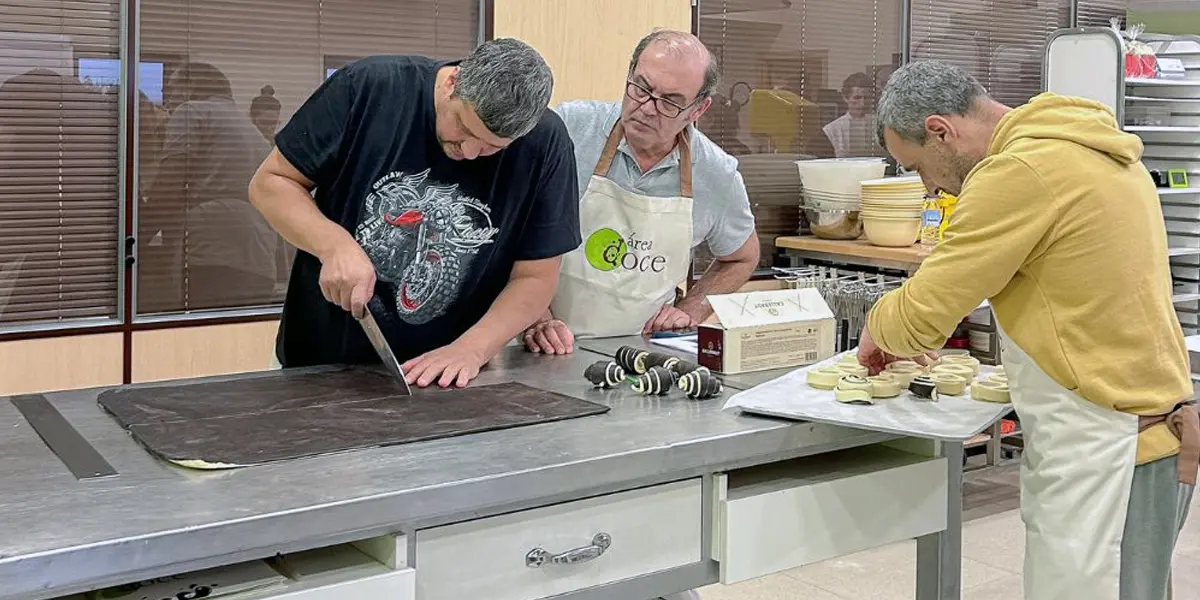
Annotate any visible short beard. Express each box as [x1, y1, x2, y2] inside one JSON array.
[[947, 151, 980, 196]]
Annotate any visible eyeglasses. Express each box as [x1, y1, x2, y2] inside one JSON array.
[[625, 80, 700, 118]]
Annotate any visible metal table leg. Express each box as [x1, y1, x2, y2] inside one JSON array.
[[987, 422, 1002, 466], [916, 441, 964, 600]]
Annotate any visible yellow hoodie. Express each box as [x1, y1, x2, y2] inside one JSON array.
[[867, 93, 1193, 464]]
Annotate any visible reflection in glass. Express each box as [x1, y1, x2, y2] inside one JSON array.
[[250, 85, 281, 144], [133, 0, 479, 316], [0, 66, 120, 325], [823, 72, 885, 158], [694, 0, 904, 271], [137, 61, 283, 313]]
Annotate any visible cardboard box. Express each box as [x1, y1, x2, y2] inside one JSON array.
[[697, 288, 836, 375]]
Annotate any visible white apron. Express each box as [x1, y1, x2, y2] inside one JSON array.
[[998, 326, 1139, 600], [551, 122, 694, 339]]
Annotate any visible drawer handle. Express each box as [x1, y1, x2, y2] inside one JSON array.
[[525, 533, 612, 568]]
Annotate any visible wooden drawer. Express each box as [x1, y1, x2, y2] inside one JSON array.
[[414, 479, 703, 600], [713, 445, 947, 584]]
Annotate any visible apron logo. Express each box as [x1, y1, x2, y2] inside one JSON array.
[[584, 228, 668, 273]]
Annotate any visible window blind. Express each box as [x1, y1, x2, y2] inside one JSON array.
[[0, 0, 121, 327], [696, 0, 904, 270], [909, 0, 1071, 107], [136, 0, 478, 315], [1076, 0, 1128, 28]]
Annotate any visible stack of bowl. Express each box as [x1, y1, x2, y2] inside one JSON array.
[[859, 176, 929, 247], [794, 158, 888, 240]]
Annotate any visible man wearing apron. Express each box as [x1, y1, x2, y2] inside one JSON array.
[[522, 30, 760, 354], [859, 60, 1198, 599]]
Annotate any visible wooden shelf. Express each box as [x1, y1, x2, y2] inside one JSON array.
[[775, 236, 927, 269]]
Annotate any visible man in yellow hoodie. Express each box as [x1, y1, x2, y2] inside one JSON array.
[[859, 60, 1199, 600]]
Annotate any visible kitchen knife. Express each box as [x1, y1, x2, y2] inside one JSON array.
[[358, 301, 413, 395]]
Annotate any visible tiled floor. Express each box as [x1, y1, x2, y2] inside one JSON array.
[[697, 460, 1200, 600]]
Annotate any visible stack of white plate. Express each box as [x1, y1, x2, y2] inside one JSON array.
[[859, 176, 929, 247], [794, 157, 888, 240]]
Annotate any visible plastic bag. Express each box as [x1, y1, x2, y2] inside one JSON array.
[[1111, 17, 1158, 79]]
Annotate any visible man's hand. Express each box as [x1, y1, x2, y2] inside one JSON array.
[[643, 304, 697, 335], [402, 342, 489, 389], [524, 319, 575, 354], [318, 239, 376, 318], [857, 324, 938, 375]]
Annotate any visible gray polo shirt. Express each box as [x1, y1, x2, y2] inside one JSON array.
[[552, 100, 756, 257]]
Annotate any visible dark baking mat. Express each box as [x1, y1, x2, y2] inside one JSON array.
[[98, 367, 609, 468]]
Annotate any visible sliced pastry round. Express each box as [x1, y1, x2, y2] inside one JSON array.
[[972, 380, 1011, 403], [838, 353, 862, 366], [888, 369, 918, 388], [835, 363, 870, 378], [806, 367, 844, 390], [939, 354, 981, 376], [931, 373, 968, 396], [931, 364, 975, 378], [835, 388, 875, 405], [886, 360, 923, 373], [867, 374, 902, 398]]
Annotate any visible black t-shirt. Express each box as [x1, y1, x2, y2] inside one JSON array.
[[273, 55, 580, 368]]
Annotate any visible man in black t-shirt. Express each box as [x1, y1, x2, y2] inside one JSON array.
[[248, 38, 581, 388]]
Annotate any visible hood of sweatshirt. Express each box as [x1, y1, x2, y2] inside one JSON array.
[[988, 92, 1144, 165]]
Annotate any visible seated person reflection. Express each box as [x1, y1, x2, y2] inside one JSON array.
[[823, 72, 885, 158], [248, 39, 581, 388], [149, 62, 278, 310]]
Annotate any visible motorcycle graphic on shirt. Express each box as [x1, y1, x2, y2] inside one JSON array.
[[355, 169, 499, 325]]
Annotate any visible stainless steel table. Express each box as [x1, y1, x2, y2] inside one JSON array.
[[580, 335, 970, 599], [0, 346, 965, 600]]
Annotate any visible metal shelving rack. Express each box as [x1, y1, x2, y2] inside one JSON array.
[[1045, 28, 1200, 336]]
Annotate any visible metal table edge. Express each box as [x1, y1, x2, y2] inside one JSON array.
[[0, 421, 892, 600]]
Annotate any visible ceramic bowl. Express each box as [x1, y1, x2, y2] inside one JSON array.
[[860, 197, 926, 209], [860, 209, 923, 219], [859, 174, 925, 186], [863, 216, 921, 247]]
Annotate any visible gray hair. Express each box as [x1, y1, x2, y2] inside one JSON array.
[[628, 29, 721, 101], [876, 60, 990, 147], [455, 37, 553, 139]]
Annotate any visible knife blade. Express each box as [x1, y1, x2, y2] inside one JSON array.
[[358, 302, 413, 395]]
